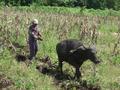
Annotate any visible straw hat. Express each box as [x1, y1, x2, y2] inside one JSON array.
[[32, 19, 38, 25]]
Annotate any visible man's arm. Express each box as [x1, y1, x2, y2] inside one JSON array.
[[32, 31, 43, 41], [37, 32, 43, 41]]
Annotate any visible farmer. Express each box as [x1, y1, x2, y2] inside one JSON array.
[[28, 19, 42, 60]]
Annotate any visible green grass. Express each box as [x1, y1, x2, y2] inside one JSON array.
[[0, 6, 120, 90], [1, 5, 120, 16], [0, 49, 57, 90]]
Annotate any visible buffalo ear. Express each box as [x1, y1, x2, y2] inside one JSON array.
[[70, 46, 86, 53], [89, 45, 97, 53]]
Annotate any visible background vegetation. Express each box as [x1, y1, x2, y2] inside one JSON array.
[[0, 0, 120, 10]]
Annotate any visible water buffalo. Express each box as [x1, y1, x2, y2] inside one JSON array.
[[56, 39, 100, 79]]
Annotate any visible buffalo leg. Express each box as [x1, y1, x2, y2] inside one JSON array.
[[75, 67, 81, 79], [58, 60, 63, 74]]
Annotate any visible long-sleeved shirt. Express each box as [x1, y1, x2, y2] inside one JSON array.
[[28, 25, 39, 43]]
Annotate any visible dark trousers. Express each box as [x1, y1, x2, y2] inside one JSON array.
[[29, 41, 38, 60]]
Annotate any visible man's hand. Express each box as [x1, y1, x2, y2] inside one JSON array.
[[38, 32, 42, 37], [38, 36, 43, 41]]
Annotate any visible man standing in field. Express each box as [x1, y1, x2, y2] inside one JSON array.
[[28, 19, 42, 61]]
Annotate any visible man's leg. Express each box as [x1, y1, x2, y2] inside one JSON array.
[[29, 42, 35, 60], [34, 42, 38, 58]]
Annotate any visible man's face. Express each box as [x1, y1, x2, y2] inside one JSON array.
[[33, 24, 38, 27]]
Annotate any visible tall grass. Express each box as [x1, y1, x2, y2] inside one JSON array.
[[0, 6, 120, 90]]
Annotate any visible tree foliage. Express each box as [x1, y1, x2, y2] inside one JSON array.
[[1, 0, 120, 10]]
